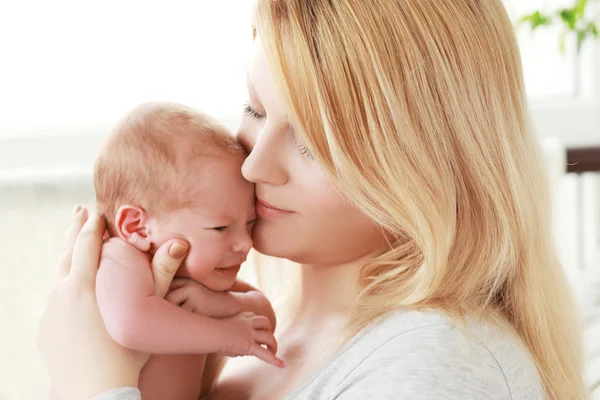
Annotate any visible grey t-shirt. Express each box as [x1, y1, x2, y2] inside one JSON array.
[[92, 310, 545, 399]]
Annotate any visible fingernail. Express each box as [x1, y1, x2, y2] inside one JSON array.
[[73, 205, 82, 215], [169, 243, 189, 259]]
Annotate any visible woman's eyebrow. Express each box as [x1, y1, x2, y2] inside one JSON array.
[[245, 62, 264, 105], [246, 82, 261, 104], [245, 69, 256, 94]]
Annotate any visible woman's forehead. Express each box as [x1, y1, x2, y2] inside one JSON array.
[[245, 41, 289, 120], [246, 41, 267, 95]]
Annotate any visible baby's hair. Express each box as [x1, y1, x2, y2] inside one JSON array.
[[94, 101, 245, 233]]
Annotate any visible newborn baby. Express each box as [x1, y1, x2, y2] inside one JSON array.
[[52, 102, 283, 400]]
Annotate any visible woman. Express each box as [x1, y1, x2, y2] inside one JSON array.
[[38, 0, 585, 399]]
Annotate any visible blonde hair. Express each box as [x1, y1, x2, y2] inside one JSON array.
[[254, 0, 585, 398], [94, 101, 243, 231]]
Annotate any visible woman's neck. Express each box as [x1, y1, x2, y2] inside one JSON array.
[[288, 253, 378, 330]]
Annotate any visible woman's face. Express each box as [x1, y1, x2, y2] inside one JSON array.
[[237, 40, 388, 266]]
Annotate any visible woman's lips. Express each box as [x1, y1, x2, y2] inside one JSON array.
[[256, 198, 294, 219]]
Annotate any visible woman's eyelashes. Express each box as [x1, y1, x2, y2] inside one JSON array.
[[291, 128, 315, 160], [298, 143, 315, 160], [243, 102, 265, 120], [244, 101, 314, 160]]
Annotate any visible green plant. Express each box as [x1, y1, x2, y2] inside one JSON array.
[[519, 0, 599, 54]]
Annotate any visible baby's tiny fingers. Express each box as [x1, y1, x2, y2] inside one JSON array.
[[254, 330, 278, 355], [251, 344, 285, 369], [165, 289, 187, 306], [181, 301, 196, 313], [251, 315, 272, 332], [169, 278, 191, 291]]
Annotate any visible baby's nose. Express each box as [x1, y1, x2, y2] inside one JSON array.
[[233, 231, 253, 254]]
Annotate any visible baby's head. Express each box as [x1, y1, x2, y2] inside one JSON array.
[[94, 102, 255, 291]]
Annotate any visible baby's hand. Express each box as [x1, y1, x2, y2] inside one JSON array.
[[166, 278, 239, 318], [218, 312, 285, 368]]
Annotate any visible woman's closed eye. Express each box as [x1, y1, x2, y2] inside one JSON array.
[[243, 102, 265, 120], [298, 143, 315, 160], [290, 127, 315, 161], [212, 226, 228, 232], [244, 100, 314, 160]]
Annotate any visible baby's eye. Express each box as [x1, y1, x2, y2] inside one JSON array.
[[247, 218, 257, 226], [212, 226, 228, 232]]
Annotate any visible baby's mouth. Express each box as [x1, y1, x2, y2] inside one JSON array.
[[219, 264, 240, 270], [216, 264, 241, 276]]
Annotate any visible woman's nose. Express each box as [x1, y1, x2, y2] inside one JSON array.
[[240, 128, 288, 186]]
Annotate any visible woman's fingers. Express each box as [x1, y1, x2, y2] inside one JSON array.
[[70, 213, 106, 286], [151, 240, 189, 298], [57, 206, 88, 279]]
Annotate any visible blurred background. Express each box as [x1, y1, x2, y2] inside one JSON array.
[[0, 0, 599, 398]]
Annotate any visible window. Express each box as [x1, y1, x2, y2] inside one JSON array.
[[0, 1, 254, 138], [0, 0, 597, 152], [505, 0, 585, 99]]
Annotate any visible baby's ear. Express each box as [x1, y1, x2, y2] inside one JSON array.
[[114, 205, 152, 252]]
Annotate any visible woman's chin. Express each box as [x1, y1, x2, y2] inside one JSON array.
[[253, 228, 295, 260], [252, 236, 282, 258], [252, 221, 280, 254]]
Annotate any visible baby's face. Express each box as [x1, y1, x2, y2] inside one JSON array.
[[148, 156, 255, 292]]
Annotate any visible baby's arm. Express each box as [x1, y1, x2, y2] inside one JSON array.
[[167, 278, 277, 331], [229, 280, 277, 332], [96, 239, 281, 366]]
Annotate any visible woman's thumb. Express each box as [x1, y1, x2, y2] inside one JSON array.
[[151, 239, 189, 298]]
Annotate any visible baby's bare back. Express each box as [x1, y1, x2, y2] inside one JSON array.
[[139, 354, 207, 400]]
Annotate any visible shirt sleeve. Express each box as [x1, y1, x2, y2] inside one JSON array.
[[91, 387, 142, 400], [332, 325, 514, 400]]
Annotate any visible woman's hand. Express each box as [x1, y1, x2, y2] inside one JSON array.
[[37, 206, 189, 400]]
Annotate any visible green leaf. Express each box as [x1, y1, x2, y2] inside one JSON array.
[[559, 32, 567, 54], [590, 22, 599, 38], [519, 11, 552, 30], [574, 22, 600, 53], [559, 9, 577, 31], [575, 0, 588, 18]]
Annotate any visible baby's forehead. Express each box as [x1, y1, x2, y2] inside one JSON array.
[[173, 195, 255, 224], [174, 156, 255, 218]]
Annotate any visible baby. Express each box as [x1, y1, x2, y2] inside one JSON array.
[[53, 102, 283, 400]]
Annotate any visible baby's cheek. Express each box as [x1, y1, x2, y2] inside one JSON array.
[[178, 249, 218, 280]]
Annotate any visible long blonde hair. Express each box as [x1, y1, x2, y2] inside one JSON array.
[[253, 0, 585, 398]]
